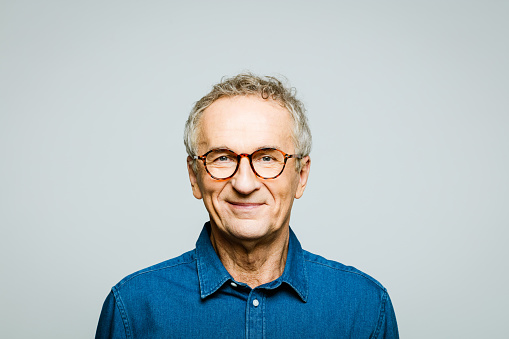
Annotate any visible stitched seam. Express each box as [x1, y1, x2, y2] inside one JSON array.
[[305, 259, 385, 290], [205, 276, 230, 297], [281, 280, 307, 302], [196, 251, 230, 297], [245, 293, 250, 339], [112, 287, 132, 339], [371, 290, 388, 339], [279, 251, 308, 302], [262, 293, 267, 338], [196, 253, 206, 296], [117, 258, 196, 288], [300, 252, 309, 301]]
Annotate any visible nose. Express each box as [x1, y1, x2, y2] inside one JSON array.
[[230, 155, 261, 195]]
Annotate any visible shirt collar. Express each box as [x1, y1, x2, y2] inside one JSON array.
[[195, 222, 308, 302]]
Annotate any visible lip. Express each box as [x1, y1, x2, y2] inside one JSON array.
[[227, 202, 264, 210]]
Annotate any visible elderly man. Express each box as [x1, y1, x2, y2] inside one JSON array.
[[96, 74, 399, 338]]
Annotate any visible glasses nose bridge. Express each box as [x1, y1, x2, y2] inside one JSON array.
[[234, 152, 257, 176], [238, 153, 252, 160]]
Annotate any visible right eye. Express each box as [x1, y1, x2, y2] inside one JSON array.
[[207, 151, 236, 164]]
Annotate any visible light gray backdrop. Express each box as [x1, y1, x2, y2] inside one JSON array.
[[1, 1, 508, 338]]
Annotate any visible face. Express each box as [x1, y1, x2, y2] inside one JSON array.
[[187, 96, 310, 243]]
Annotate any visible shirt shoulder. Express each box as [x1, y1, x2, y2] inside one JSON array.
[[113, 249, 197, 291], [300, 250, 398, 338], [302, 249, 386, 292]]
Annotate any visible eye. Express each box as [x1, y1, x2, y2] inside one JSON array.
[[208, 151, 236, 164], [261, 156, 274, 162]]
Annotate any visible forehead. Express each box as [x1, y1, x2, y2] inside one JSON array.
[[197, 96, 294, 153]]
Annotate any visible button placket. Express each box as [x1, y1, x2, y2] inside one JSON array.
[[246, 291, 264, 339]]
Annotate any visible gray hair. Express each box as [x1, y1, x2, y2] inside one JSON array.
[[184, 73, 312, 170]]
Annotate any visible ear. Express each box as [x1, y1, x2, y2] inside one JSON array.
[[295, 156, 311, 199], [187, 156, 203, 200]]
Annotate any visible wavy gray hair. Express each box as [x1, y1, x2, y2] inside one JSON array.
[[184, 73, 312, 171]]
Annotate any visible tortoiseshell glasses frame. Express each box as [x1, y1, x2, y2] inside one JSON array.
[[193, 148, 302, 181]]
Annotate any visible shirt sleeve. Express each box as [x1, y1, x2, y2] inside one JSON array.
[[95, 291, 128, 339], [374, 290, 399, 339]]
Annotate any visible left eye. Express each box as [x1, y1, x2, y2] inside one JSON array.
[[261, 156, 273, 162]]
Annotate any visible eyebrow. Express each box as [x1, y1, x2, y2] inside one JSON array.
[[206, 145, 282, 153]]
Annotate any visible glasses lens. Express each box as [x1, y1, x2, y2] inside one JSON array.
[[205, 149, 238, 179], [252, 149, 285, 178]]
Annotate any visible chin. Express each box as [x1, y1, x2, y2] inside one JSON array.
[[224, 219, 276, 241]]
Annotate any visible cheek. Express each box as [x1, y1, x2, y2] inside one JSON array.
[[269, 183, 294, 206], [201, 180, 227, 203], [273, 176, 300, 206]]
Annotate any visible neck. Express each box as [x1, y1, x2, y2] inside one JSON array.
[[209, 225, 290, 288]]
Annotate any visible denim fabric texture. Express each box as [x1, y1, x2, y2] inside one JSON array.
[[96, 223, 399, 338]]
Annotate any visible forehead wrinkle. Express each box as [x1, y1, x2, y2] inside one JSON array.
[[197, 96, 295, 154], [203, 133, 293, 155]]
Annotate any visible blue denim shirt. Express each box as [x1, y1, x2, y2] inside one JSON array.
[[96, 224, 398, 338]]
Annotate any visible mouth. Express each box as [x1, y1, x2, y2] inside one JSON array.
[[227, 202, 264, 210]]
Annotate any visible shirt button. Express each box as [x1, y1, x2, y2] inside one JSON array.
[[253, 299, 259, 307], [231, 282, 238, 288]]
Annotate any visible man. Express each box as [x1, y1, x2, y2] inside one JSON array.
[[96, 73, 399, 338]]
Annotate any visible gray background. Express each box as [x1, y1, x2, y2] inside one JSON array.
[[1, 1, 508, 338]]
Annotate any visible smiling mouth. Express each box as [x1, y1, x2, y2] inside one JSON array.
[[227, 202, 264, 209]]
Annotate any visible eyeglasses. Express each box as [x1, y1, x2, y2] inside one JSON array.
[[194, 148, 302, 180]]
